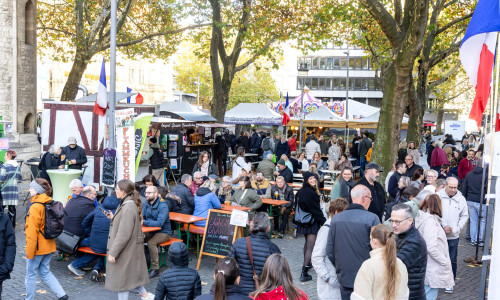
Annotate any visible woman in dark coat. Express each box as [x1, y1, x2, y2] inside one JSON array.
[[0, 209, 15, 297], [295, 171, 327, 282], [229, 212, 281, 296], [39, 145, 64, 182], [236, 132, 251, 152]]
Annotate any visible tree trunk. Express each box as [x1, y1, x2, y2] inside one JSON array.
[[211, 85, 231, 122], [436, 102, 444, 134], [60, 53, 90, 101], [407, 65, 429, 146], [371, 60, 412, 183]]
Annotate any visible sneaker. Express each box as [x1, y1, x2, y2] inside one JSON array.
[[82, 266, 92, 271], [444, 287, 453, 294], [141, 292, 155, 300], [90, 270, 99, 282], [278, 233, 284, 239], [68, 263, 85, 277], [479, 242, 485, 247], [58, 296, 69, 300], [471, 241, 477, 246]]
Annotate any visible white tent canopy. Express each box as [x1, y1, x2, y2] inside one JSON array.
[[159, 101, 216, 122], [356, 111, 409, 123], [225, 103, 282, 125], [343, 99, 380, 120]]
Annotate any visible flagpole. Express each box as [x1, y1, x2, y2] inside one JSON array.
[[108, 0, 117, 149]]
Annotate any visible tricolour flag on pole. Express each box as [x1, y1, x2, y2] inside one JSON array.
[[459, 0, 500, 128], [93, 58, 108, 116], [282, 93, 290, 126], [126, 87, 132, 103]]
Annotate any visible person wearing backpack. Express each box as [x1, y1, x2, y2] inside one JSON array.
[[0, 198, 16, 298], [0, 150, 23, 228], [25, 179, 68, 300], [261, 132, 275, 159]]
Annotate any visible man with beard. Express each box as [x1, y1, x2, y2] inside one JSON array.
[[251, 171, 272, 199], [355, 163, 386, 221]]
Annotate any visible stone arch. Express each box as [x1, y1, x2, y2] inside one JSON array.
[[25, 0, 34, 46], [23, 112, 35, 134]]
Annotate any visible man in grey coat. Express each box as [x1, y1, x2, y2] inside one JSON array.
[[257, 154, 276, 181], [326, 185, 380, 300], [171, 174, 195, 215]]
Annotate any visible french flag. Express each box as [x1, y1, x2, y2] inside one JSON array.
[[459, 0, 500, 129], [93, 58, 108, 116], [282, 93, 290, 126]]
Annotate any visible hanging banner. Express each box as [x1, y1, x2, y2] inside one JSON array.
[[115, 109, 135, 182], [134, 114, 154, 175]]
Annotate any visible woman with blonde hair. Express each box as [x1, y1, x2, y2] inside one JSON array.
[[252, 253, 308, 300], [352, 224, 409, 300]]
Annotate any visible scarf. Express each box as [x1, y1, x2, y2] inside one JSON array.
[[340, 178, 355, 199], [218, 185, 233, 198], [200, 161, 209, 176]]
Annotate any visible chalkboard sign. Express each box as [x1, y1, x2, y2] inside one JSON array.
[[196, 209, 241, 270], [102, 148, 116, 187]]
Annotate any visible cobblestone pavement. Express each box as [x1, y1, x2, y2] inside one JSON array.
[[4, 176, 486, 299]]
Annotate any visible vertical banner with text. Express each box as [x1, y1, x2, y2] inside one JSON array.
[[134, 114, 154, 176], [115, 109, 135, 182]]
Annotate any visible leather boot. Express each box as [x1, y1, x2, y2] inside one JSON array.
[[300, 265, 312, 282]]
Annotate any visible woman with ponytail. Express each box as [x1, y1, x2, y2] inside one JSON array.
[[352, 224, 409, 300], [195, 256, 250, 300], [105, 179, 154, 300]]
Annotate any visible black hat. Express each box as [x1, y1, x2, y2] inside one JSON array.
[[302, 171, 319, 183], [365, 163, 383, 172]]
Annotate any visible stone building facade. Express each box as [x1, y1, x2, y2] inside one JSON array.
[[0, 0, 39, 178]]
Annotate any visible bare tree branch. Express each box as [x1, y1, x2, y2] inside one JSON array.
[[37, 26, 75, 37], [435, 12, 472, 36], [234, 36, 279, 72], [359, 0, 401, 47], [429, 40, 461, 68], [394, 0, 402, 28], [430, 63, 461, 88]]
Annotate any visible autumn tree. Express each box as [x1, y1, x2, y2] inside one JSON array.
[[186, 0, 344, 122], [174, 43, 280, 110], [38, 0, 208, 101]]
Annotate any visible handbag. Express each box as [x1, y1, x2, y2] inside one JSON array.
[[294, 194, 313, 225], [55, 230, 82, 254], [246, 237, 260, 289]]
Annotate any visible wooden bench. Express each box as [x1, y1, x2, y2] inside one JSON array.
[[77, 247, 106, 256], [158, 237, 183, 267], [182, 224, 205, 255]]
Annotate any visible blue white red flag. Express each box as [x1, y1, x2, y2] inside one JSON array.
[[126, 87, 132, 103], [93, 58, 108, 116], [459, 0, 500, 128], [282, 93, 290, 126]]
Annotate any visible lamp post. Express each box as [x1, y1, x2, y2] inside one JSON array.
[[195, 75, 201, 108], [298, 62, 309, 152], [343, 47, 350, 141]]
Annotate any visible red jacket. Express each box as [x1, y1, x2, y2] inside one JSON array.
[[288, 138, 297, 152], [430, 147, 449, 168], [253, 286, 309, 300], [458, 158, 476, 180]]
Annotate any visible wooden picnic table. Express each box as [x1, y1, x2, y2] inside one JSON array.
[[221, 204, 251, 212], [169, 212, 206, 251], [142, 226, 161, 233], [261, 198, 290, 216]]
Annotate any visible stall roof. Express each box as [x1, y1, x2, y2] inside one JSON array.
[[197, 123, 233, 128], [304, 106, 347, 122], [224, 103, 282, 125], [150, 116, 195, 130], [343, 99, 380, 120], [159, 101, 217, 122], [76, 92, 136, 102]]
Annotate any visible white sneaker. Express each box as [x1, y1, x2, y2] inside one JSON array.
[[444, 287, 453, 293], [141, 292, 155, 300]]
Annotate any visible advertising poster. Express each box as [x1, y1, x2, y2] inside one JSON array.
[[115, 109, 135, 182]]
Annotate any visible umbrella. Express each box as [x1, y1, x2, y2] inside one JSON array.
[[423, 122, 436, 127]]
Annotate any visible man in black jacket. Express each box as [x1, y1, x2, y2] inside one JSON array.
[[392, 203, 427, 300], [462, 161, 488, 246], [142, 137, 165, 186], [250, 129, 262, 160], [62, 136, 87, 170], [387, 161, 406, 202], [273, 159, 293, 183], [326, 185, 380, 300], [171, 174, 195, 214], [355, 163, 386, 221], [270, 176, 294, 238], [404, 155, 422, 178], [358, 133, 372, 177], [64, 186, 96, 241]]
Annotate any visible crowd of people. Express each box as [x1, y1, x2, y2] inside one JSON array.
[[0, 129, 486, 300]]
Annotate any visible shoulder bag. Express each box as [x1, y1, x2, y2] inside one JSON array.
[[246, 237, 260, 289], [294, 193, 313, 225]]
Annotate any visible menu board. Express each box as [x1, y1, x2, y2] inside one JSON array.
[[102, 148, 116, 187], [196, 209, 240, 270]]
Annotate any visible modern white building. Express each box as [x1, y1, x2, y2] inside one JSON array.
[[271, 43, 383, 109]]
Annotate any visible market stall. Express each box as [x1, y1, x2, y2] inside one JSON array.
[[224, 103, 282, 125], [159, 101, 217, 122]]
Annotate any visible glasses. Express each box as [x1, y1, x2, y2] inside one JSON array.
[[447, 186, 458, 190], [194, 177, 202, 180], [390, 217, 410, 226], [364, 195, 372, 201], [222, 181, 231, 184]]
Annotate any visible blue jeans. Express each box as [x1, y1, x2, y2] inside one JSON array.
[[468, 201, 487, 243], [448, 238, 459, 280], [360, 157, 367, 177], [25, 253, 66, 300], [425, 285, 439, 300], [72, 237, 105, 271]]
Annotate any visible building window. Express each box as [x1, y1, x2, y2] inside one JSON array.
[[297, 77, 382, 91], [25, 0, 34, 45]]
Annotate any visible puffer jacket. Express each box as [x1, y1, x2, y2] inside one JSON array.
[[195, 285, 252, 300], [305, 140, 321, 159], [462, 166, 487, 203], [193, 187, 222, 227], [396, 225, 428, 300], [81, 195, 120, 254], [415, 211, 454, 289], [165, 193, 181, 213], [143, 196, 171, 235], [171, 183, 195, 215], [154, 242, 202, 300], [229, 232, 281, 296], [64, 195, 95, 237], [0, 211, 15, 281]]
